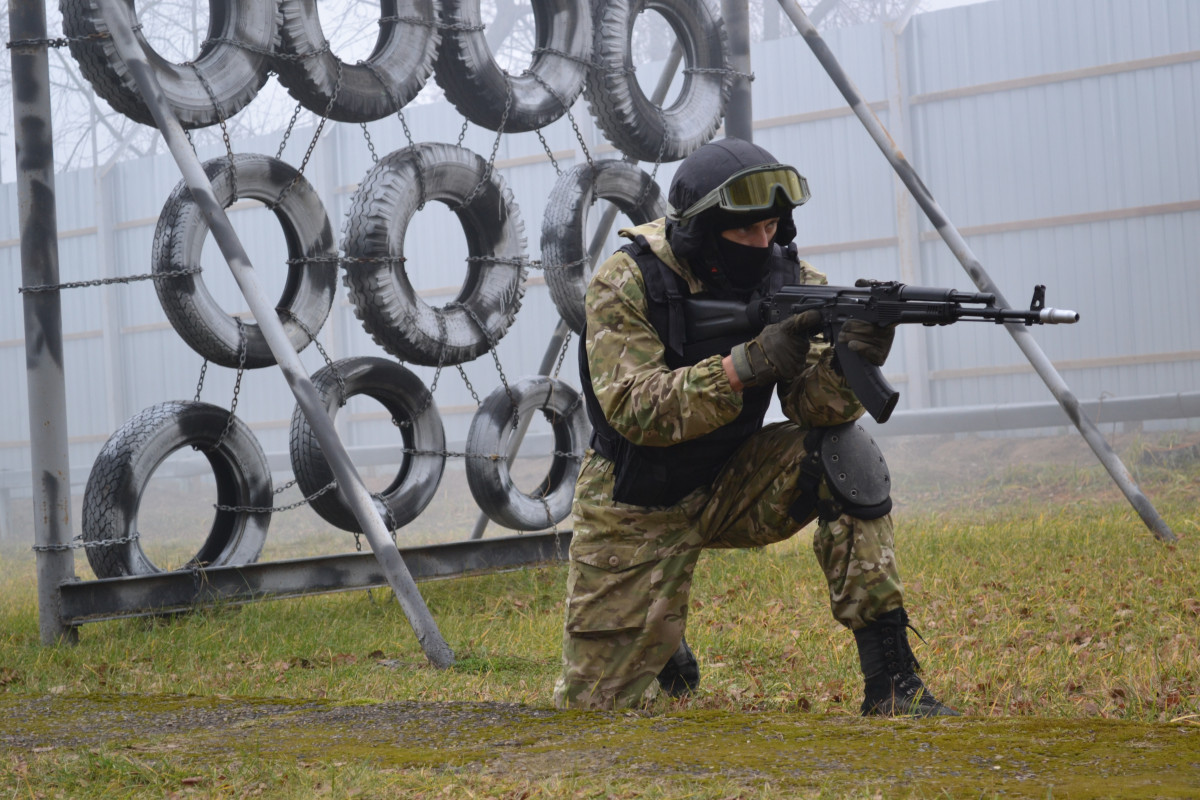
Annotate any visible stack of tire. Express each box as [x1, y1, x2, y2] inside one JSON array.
[[71, 0, 730, 577]]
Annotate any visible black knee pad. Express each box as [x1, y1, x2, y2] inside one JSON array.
[[788, 422, 892, 522]]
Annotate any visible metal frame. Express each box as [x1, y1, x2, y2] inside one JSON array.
[[774, 0, 1175, 542], [9, 0, 1183, 652]]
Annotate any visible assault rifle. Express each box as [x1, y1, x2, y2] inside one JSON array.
[[686, 280, 1079, 424]]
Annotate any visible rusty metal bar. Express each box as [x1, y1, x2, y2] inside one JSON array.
[[9, 0, 78, 644], [776, 0, 1176, 543], [101, 1, 456, 663]]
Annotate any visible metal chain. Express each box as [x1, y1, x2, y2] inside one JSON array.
[[277, 307, 346, 404], [632, 104, 670, 210], [188, 62, 237, 201], [5, 26, 141, 51], [18, 266, 201, 294], [31, 533, 140, 553], [204, 37, 329, 62], [276, 61, 344, 207], [214, 479, 339, 514], [193, 359, 209, 403], [455, 302, 518, 429], [275, 102, 305, 160], [685, 66, 755, 82], [396, 108, 417, 149], [205, 318, 247, 453], [455, 81, 512, 212], [522, 64, 593, 171], [553, 330, 573, 379], [360, 122, 380, 165]]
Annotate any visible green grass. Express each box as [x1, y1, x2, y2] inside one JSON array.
[[1, 432, 1198, 797]]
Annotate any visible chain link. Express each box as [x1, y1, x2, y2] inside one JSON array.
[[18, 266, 202, 294], [275, 102, 305, 160], [203, 319, 247, 454], [193, 358, 209, 403], [277, 308, 346, 404], [553, 330, 573, 379], [214, 479, 339, 514], [455, 82, 512, 212], [276, 62, 344, 207], [31, 533, 140, 553], [360, 122, 380, 165], [188, 62, 237, 200], [6, 26, 141, 51]]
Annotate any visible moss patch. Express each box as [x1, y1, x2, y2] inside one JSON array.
[[3, 695, 1198, 798]]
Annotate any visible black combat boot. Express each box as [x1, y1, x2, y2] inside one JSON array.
[[656, 636, 700, 697], [854, 608, 960, 717]]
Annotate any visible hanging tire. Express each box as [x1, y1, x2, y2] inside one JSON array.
[[465, 377, 587, 531], [342, 142, 527, 367], [63, 0, 279, 129], [540, 160, 667, 335], [273, 0, 440, 123], [289, 357, 446, 533], [152, 153, 338, 370], [584, 0, 730, 162], [82, 401, 272, 578], [434, 0, 592, 132]]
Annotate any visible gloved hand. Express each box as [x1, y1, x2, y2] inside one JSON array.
[[838, 319, 895, 366], [730, 310, 821, 387]]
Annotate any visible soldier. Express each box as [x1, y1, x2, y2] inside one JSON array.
[[553, 137, 958, 717]]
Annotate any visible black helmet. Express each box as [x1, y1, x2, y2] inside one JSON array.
[[667, 138, 809, 295]]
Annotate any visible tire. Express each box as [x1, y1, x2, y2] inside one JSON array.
[[434, 0, 592, 133], [540, 160, 667, 334], [152, 154, 338, 370], [63, 0, 279, 129], [289, 357, 446, 533], [82, 401, 272, 578], [584, 0, 730, 162], [465, 377, 587, 531], [274, 0, 440, 123], [342, 142, 528, 367]]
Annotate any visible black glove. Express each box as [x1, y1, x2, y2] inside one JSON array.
[[838, 319, 895, 366], [730, 310, 821, 387]]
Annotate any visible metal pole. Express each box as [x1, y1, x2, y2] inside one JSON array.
[[776, 0, 1176, 543], [102, 2, 456, 664], [722, 0, 754, 141], [470, 43, 685, 539], [882, 21, 929, 409], [10, 0, 79, 644]]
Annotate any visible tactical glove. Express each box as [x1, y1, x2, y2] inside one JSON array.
[[838, 319, 895, 366], [730, 310, 821, 387]]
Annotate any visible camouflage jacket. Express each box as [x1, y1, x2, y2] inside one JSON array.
[[584, 219, 864, 447]]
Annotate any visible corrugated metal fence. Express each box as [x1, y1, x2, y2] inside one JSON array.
[[3, 0, 1198, 488]]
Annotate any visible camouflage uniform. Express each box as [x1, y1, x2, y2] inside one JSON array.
[[554, 220, 904, 710]]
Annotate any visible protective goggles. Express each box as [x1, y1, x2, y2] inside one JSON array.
[[668, 164, 811, 223]]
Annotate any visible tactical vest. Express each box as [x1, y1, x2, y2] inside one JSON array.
[[580, 236, 800, 507]]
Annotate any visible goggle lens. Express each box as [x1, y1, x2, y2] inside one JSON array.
[[722, 167, 809, 209]]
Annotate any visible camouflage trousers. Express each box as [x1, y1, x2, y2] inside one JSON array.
[[553, 421, 903, 710]]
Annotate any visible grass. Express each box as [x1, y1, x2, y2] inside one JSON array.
[[1, 431, 1198, 797]]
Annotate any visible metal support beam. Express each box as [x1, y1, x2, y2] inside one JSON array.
[[9, 0, 78, 644], [776, 0, 1176, 542], [882, 22, 930, 409], [102, 2, 457, 664], [722, 0, 754, 141], [59, 532, 572, 625]]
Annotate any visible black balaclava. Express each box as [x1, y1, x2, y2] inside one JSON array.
[[667, 138, 799, 298]]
